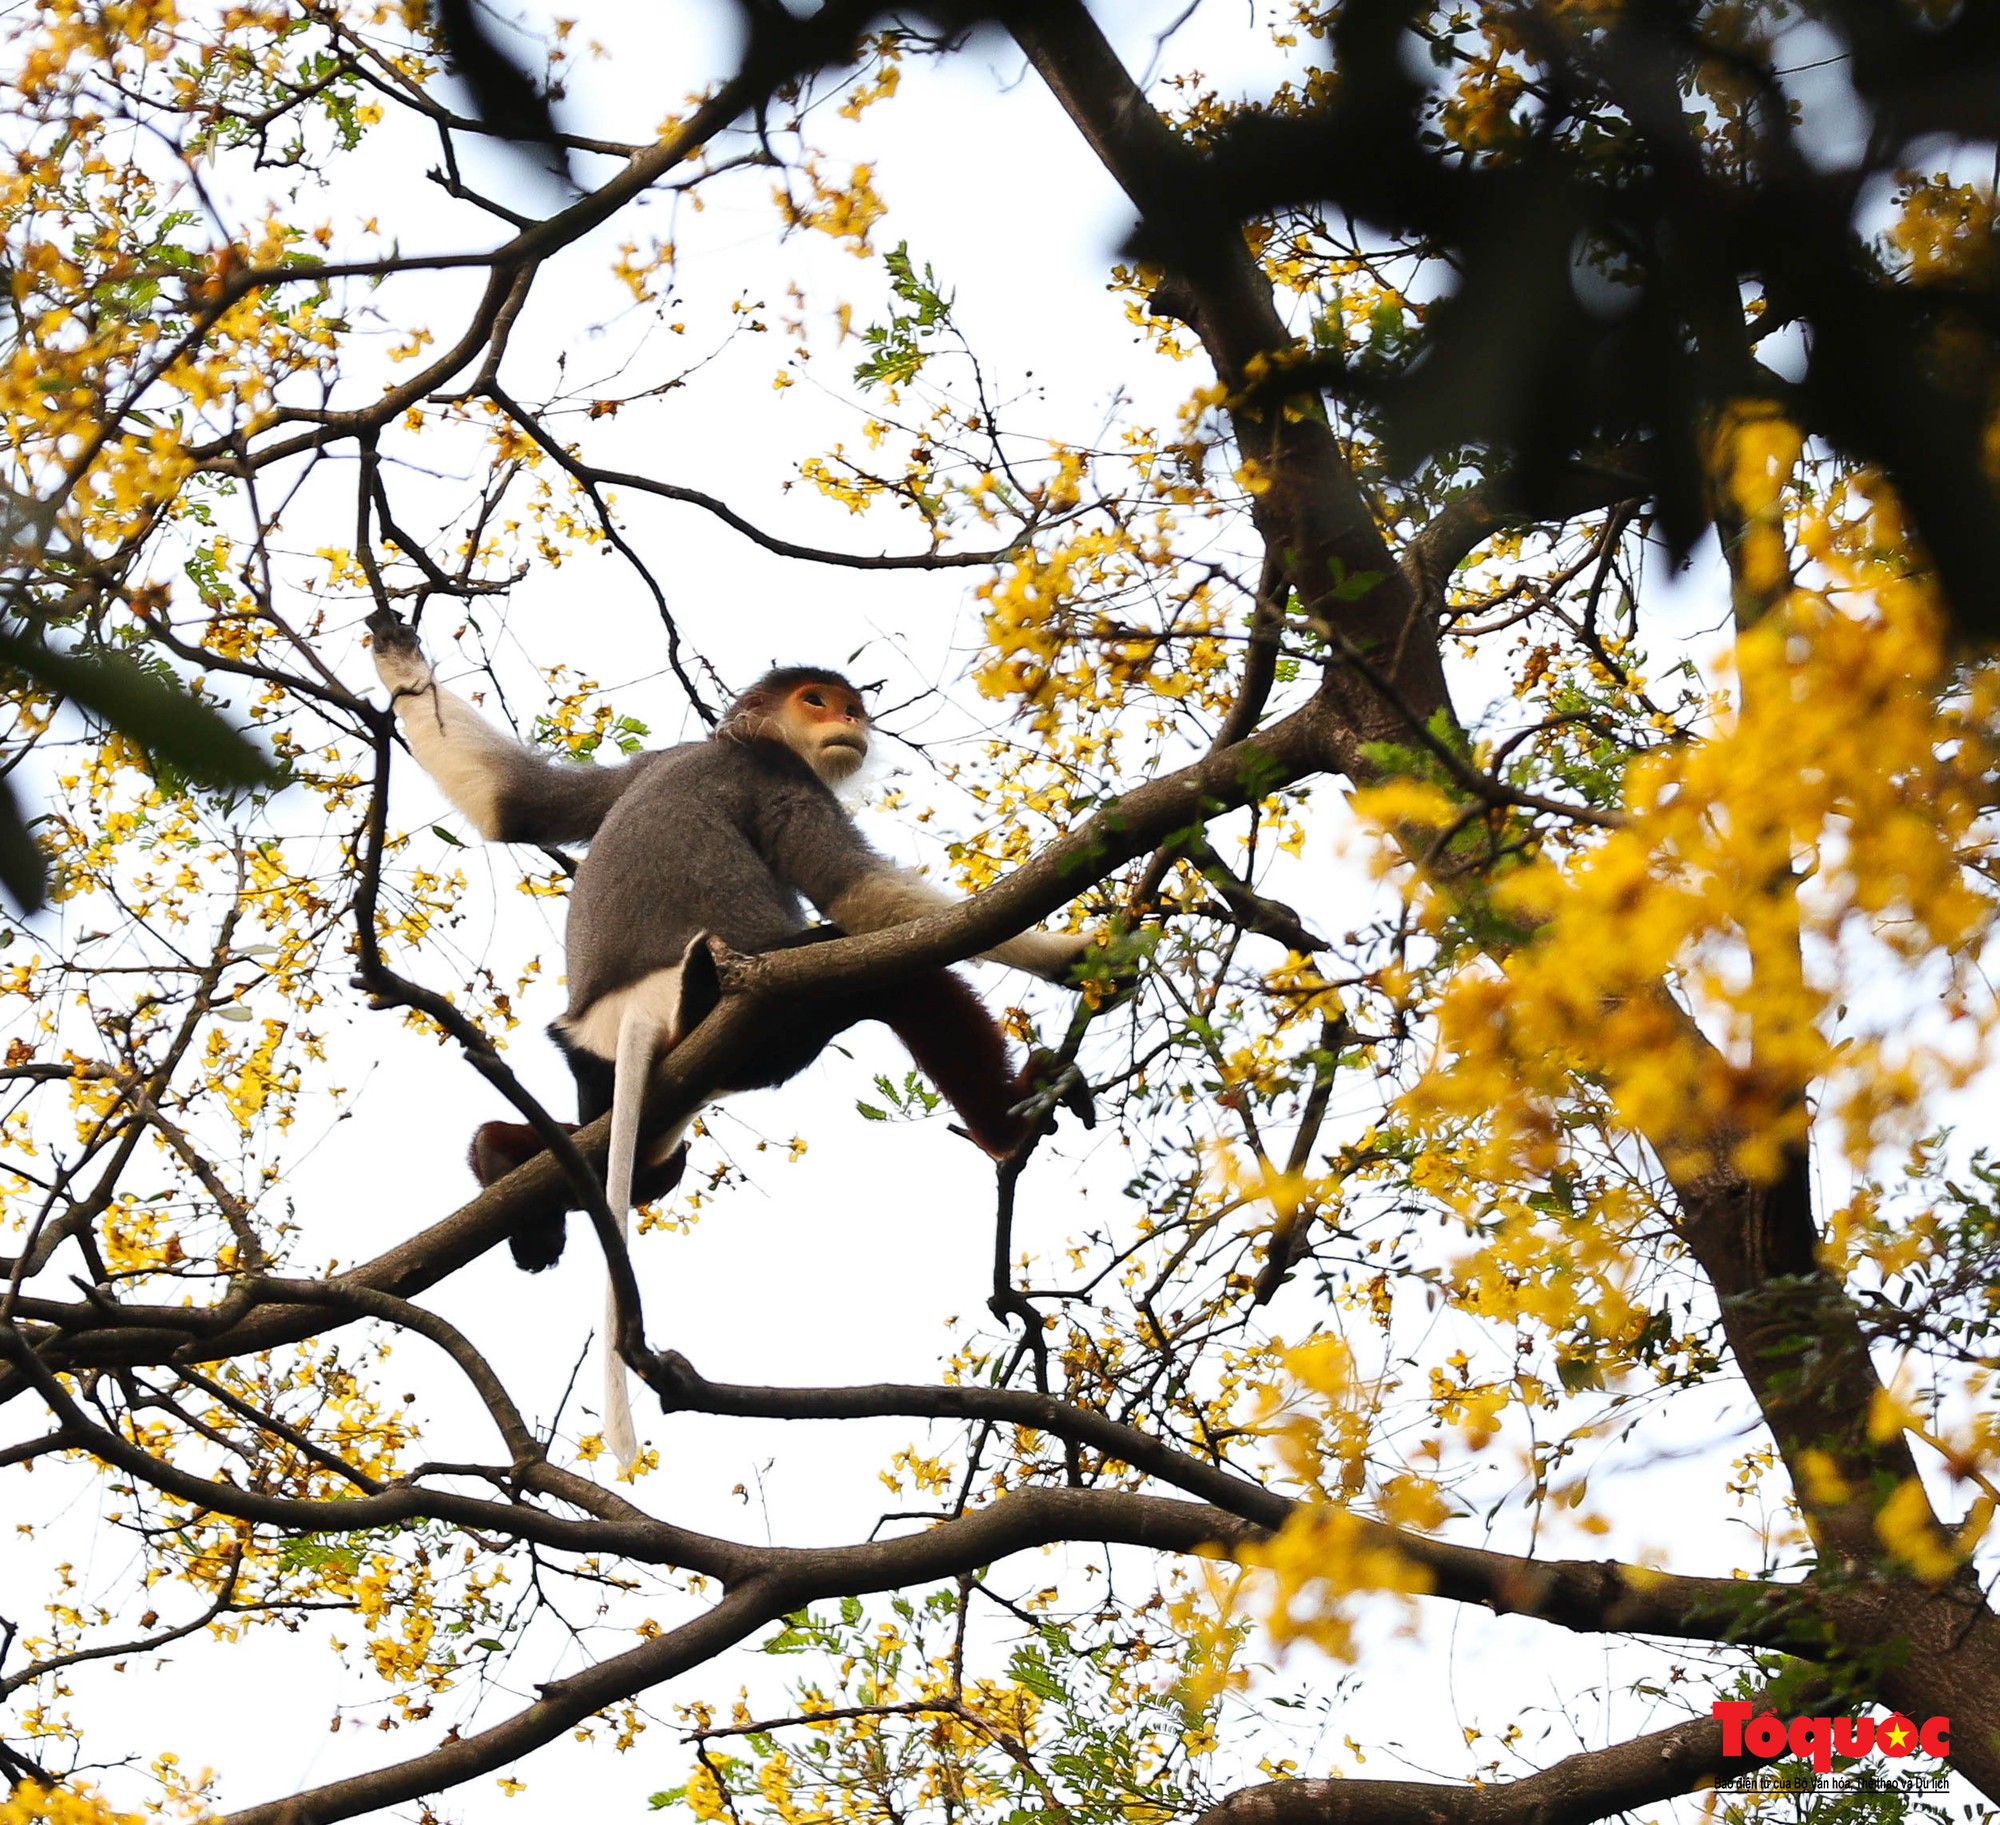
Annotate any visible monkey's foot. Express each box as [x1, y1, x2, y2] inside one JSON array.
[[470, 1118, 573, 1187], [677, 932, 722, 1033], [636, 1140, 689, 1206], [1022, 1048, 1096, 1133], [637, 1347, 705, 1412], [468, 1121, 575, 1273], [509, 1213, 568, 1274], [469, 1120, 689, 1275]]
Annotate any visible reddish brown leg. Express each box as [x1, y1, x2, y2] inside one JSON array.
[[877, 973, 1094, 1157], [468, 1119, 689, 1272], [469, 1119, 570, 1187]]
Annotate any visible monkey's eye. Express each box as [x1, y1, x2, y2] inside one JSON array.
[[802, 691, 825, 709]]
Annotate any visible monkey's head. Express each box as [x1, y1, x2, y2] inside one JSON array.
[[720, 666, 871, 784]]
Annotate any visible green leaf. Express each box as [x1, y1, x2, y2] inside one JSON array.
[[854, 241, 956, 390], [0, 782, 47, 912], [1006, 1647, 1063, 1702], [0, 628, 273, 792]]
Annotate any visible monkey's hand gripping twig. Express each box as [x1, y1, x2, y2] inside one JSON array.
[[365, 606, 433, 699]]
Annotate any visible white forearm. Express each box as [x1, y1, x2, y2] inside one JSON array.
[[390, 685, 520, 842], [372, 617, 515, 841], [828, 867, 957, 933], [981, 927, 1089, 981], [829, 867, 1086, 983]]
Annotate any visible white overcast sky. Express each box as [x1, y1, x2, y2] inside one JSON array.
[[7, 1, 1987, 1819]]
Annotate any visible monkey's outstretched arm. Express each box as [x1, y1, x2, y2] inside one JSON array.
[[833, 867, 1090, 982], [755, 781, 1088, 983], [368, 609, 652, 846]]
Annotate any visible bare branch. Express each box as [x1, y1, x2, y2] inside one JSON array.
[[1400, 463, 1648, 618], [651, 1367, 1814, 1649], [1195, 1703, 1769, 1825]]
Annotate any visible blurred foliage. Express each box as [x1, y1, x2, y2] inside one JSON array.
[[1173, 0, 2000, 640]]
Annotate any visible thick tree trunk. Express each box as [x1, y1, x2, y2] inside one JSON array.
[[1677, 1149, 2000, 1795]]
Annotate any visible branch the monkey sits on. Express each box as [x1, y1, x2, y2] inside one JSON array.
[[366, 609, 1095, 1462]]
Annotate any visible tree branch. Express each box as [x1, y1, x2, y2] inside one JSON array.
[[1008, 0, 1450, 744], [1399, 462, 1648, 618], [656, 1367, 1815, 1649], [1195, 1702, 1768, 1825], [220, 1578, 781, 1825]]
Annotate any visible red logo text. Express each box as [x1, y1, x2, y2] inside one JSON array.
[[1712, 1703, 1950, 1773]]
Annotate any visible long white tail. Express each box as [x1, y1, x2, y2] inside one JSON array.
[[602, 1000, 662, 1471]]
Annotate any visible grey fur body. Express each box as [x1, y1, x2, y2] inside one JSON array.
[[563, 736, 881, 1018], [367, 605, 1084, 1002]]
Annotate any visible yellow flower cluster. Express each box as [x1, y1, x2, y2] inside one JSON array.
[[0, 1786, 157, 1825], [775, 163, 887, 257], [1221, 1338, 1450, 1661], [1389, 513, 1995, 1197]]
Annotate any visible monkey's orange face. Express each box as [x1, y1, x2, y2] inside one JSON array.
[[785, 681, 870, 782]]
